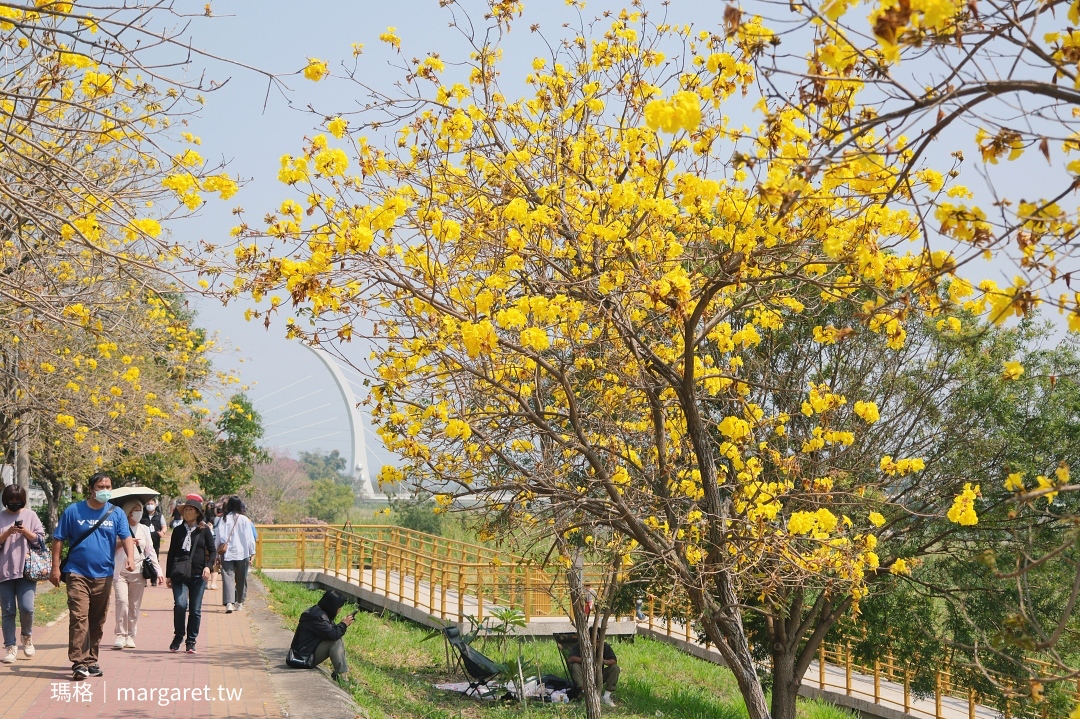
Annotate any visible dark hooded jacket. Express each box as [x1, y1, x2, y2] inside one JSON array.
[[289, 591, 350, 659]]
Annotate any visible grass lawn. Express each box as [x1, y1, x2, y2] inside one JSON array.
[[260, 573, 853, 719], [32, 583, 69, 625]]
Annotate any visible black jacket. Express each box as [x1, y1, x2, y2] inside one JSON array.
[[165, 523, 215, 579], [141, 510, 164, 536], [289, 591, 349, 658]]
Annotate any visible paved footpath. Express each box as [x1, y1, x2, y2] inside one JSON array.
[[0, 523, 361, 719], [0, 573, 286, 718]]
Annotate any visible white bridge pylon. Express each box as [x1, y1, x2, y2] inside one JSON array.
[[304, 344, 377, 499]]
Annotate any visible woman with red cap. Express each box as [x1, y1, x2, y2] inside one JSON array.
[[165, 494, 215, 653]]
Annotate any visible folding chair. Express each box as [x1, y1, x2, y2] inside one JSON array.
[[444, 626, 506, 698], [552, 632, 582, 699]]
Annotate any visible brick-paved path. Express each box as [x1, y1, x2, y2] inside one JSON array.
[[0, 568, 284, 718]]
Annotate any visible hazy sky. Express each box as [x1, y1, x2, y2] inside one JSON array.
[[171, 0, 1071, 487]]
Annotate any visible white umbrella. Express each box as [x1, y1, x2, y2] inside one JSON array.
[[107, 486, 160, 507]]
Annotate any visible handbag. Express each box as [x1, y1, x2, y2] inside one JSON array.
[[59, 506, 116, 583], [217, 514, 241, 556], [286, 647, 315, 669], [138, 542, 158, 582], [24, 537, 51, 581]]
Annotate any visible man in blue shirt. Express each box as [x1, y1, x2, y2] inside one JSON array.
[[49, 472, 135, 681]]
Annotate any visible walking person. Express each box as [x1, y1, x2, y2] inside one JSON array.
[[216, 496, 256, 613], [140, 498, 164, 557], [204, 501, 219, 590], [49, 473, 135, 680], [112, 500, 161, 650], [165, 494, 215, 654], [0, 485, 46, 663], [170, 499, 183, 529]]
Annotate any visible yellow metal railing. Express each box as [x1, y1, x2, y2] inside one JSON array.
[[814, 642, 999, 719], [258, 525, 1054, 719], [255, 524, 560, 621]]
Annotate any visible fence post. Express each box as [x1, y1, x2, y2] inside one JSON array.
[[397, 547, 405, 601], [413, 553, 420, 605], [357, 539, 365, 589], [476, 567, 484, 622], [255, 531, 263, 569], [845, 643, 852, 696], [345, 536, 351, 583], [935, 670, 942, 719], [874, 659, 880, 703], [819, 643, 825, 690], [323, 531, 329, 571], [335, 533, 342, 577], [524, 570, 533, 622], [969, 688, 976, 719], [300, 531, 306, 572], [458, 570, 465, 622], [648, 597, 655, 633], [427, 561, 435, 614], [904, 670, 911, 714]]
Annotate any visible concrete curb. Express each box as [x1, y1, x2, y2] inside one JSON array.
[[244, 574, 363, 719]]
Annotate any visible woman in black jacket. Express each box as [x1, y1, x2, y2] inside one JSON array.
[[288, 590, 354, 682], [165, 494, 216, 653]]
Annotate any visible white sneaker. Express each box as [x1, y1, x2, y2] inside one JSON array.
[[236, 603, 243, 611], [226, 603, 235, 613], [601, 692, 615, 707], [113, 636, 126, 650], [2, 646, 16, 663], [21, 636, 34, 657], [125, 636, 136, 649]]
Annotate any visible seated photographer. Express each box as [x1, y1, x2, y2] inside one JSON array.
[[567, 640, 620, 707], [286, 590, 355, 683]]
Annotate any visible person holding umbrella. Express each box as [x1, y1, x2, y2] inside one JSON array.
[[111, 496, 161, 649]]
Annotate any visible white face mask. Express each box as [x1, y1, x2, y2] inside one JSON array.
[[145, 504, 156, 513], [130, 510, 143, 522]]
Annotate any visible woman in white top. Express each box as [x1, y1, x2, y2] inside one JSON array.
[[113, 499, 162, 649], [216, 496, 256, 613]]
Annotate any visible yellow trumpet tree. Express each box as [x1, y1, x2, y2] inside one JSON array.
[[0, 0, 246, 331], [756, 0, 1080, 321], [1, 278, 228, 527], [224, 4, 986, 717]]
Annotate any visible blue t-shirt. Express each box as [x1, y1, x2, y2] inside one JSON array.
[[54, 501, 132, 578]]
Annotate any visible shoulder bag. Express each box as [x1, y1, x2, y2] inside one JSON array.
[[286, 647, 315, 669], [217, 514, 241, 557], [170, 526, 202, 580], [24, 536, 50, 581], [59, 506, 116, 583], [138, 540, 159, 582]]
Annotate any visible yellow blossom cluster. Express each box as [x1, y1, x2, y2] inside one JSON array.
[[946, 483, 980, 525]]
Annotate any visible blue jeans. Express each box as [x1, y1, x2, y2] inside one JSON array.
[[0, 577, 36, 647], [171, 577, 206, 645]]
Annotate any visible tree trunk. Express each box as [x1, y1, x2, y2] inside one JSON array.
[[695, 577, 772, 719], [771, 646, 800, 719], [14, 412, 29, 490], [565, 552, 604, 718]]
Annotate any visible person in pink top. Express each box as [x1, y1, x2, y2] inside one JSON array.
[[0, 485, 46, 663]]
